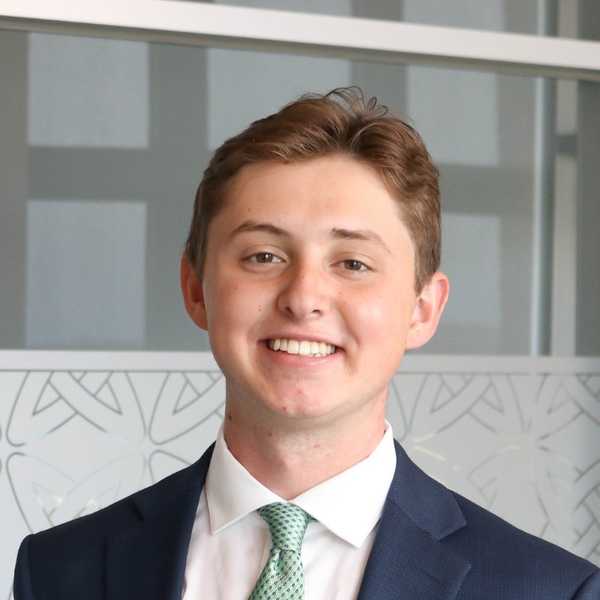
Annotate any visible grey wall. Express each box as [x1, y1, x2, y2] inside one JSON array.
[[0, 1, 598, 355], [576, 1, 600, 356]]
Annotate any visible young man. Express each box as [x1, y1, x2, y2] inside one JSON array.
[[14, 88, 600, 599]]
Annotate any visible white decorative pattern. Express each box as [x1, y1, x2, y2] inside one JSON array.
[[1, 353, 599, 597], [388, 371, 600, 566]]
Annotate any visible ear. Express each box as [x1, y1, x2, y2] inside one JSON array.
[[406, 271, 450, 350], [180, 254, 208, 331]]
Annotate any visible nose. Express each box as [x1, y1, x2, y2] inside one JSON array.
[[276, 260, 332, 321]]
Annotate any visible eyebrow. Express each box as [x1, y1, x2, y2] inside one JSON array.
[[228, 219, 392, 254]]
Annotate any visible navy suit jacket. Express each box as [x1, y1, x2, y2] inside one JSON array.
[[13, 441, 600, 599]]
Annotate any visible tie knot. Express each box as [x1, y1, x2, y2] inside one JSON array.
[[258, 503, 313, 552]]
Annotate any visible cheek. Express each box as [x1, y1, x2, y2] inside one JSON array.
[[348, 292, 388, 338], [349, 288, 413, 342], [208, 276, 268, 332]]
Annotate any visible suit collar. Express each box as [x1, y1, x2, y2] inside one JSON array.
[[357, 442, 471, 600], [387, 441, 466, 540], [105, 445, 214, 600], [132, 446, 213, 520]]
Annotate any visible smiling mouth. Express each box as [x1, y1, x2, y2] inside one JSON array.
[[265, 339, 338, 358]]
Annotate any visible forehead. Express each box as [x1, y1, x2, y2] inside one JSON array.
[[220, 154, 404, 228], [229, 153, 386, 191], [205, 155, 416, 267]]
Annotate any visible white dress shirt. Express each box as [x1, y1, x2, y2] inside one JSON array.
[[182, 423, 397, 599]]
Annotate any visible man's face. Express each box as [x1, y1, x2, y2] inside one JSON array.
[[184, 154, 445, 430]]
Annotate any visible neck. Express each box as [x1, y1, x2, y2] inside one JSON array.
[[223, 404, 387, 500]]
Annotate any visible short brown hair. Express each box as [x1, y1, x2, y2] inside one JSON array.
[[184, 86, 440, 292]]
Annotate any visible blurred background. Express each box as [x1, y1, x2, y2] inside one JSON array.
[[1, 0, 599, 595]]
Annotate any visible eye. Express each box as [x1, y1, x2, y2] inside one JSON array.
[[245, 252, 284, 264], [341, 259, 370, 272]]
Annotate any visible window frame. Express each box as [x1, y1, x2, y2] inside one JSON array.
[[0, 1, 599, 81]]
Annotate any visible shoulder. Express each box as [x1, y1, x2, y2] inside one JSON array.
[[30, 457, 204, 550], [14, 449, 212, 593], [448, 491, 599, 597], [392, 442, 598, 592]]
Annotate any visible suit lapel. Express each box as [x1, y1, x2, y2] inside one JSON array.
[[357, 442, 471, 600], [105, 446, 214, 600]]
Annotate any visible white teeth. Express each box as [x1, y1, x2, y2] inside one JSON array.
[[267, 338, 336, 357]]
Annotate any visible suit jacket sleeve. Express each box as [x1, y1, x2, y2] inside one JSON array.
[[13, 535, 36, 600], [574, 569, 600, 599]]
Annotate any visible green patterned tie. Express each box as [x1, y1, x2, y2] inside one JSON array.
[[249, 502, 313, 600]]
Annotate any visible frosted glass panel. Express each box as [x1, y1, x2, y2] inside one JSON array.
[[28, 34, 149, 148], [25, 200, 146, 348], [407, 68, 499, 167], [441, 214, 501, 328], [207, 48, 352, 149], [403, 0, 504, 30], [2, 354, 600, 590]]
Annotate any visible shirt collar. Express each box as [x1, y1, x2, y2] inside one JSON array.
[[205, 429, 282, 534], [205, 422, 396, 548], [292, 424, 396, 547]]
